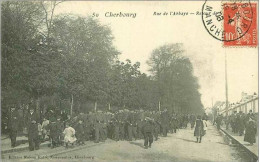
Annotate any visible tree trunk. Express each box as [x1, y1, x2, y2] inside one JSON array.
[[70, 94, 73, 116], [159, 101, 161, 111], [94, 101, 97, 112]]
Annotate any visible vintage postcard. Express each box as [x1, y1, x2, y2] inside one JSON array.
[[1, 1, 258, 162]]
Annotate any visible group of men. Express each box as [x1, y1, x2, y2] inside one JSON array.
[[7, 106, 204, 150], [215, 110, 257, 136]]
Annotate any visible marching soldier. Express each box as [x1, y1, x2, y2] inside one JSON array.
[[142, 117, 154, 149], [113, 111, 120, 141], [160, 109, 169, 137], [153, 111, 160, 140]]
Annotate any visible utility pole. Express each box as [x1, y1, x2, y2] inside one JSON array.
[[225, 51, 229, 117]]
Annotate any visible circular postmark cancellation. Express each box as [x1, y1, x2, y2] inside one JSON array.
[[202, 0, 254, 42]]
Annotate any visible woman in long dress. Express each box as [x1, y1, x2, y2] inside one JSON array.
[[194, 115, 204, 143], [63, 123, 77, 148]]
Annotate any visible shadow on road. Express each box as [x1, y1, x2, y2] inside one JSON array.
[[176, 137, 196, 143], [129, 141, 144, 149], [216, 141, 228, 145]]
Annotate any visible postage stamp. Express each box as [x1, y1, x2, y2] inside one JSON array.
[[202, 0, 257, 47], [223, 2, 257, 46]]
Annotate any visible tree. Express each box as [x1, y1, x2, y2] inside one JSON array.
[[147, 44, 204, 114]]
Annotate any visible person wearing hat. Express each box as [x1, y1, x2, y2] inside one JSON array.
[[244, 116, 257, 145], [142, 117, 154, 149], [230, 111, 237, 133], [26, 107, 40, 151], [237, 111, 246, 136], [160, 109, 169, 137], [194, 115, 204, 143], [56, 116, 64, 146], [246, 110, 255, 121], [216, 114, 222, 130], [47, 119, 59, 148], [8, 105, 19, 147], [75, 119, 85, 145]]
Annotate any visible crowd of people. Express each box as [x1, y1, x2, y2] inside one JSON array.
[[7, 105, 209, 150], [214, 110, 258, 145]]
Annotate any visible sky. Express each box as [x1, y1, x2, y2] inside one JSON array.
[[54, 1, 258, 108]]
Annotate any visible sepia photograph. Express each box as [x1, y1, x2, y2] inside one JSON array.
[[1, 1, 258, 162]]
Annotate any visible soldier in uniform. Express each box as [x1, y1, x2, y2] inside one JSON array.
[[103, 112, 108, 140], [190, 114, 196, 129], [132, 111, 138, 140], [113, 111, 120, 141], [75, 119, 85, 145], [8, 106, 19, 147], [26, 107, 40, 151], [160, 109, 169, 137], [172, 113, 178, 133], [94, 111, 103, 143], [153, 111, 161, 140], [137, 110, 144, 139], [127, 111, 134, 141], [48, 119, 59, 148], [85, 112, 93, 141], [118, 110, 125, 140], [142, 117, 154, 149], [56, 116, 64, 146]]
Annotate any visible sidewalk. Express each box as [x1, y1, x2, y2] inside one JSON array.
[[220, 125, 258, 157], [1, 136, 50, 154]]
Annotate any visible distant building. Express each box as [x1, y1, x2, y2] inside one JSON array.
[[219, 92, 258, 116]]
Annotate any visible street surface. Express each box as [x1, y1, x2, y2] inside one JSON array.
[[2, 123, 251, 162]]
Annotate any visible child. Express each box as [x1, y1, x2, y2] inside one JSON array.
[[63, 123, 77, 148]]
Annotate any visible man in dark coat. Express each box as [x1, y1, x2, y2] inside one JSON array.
[[56, 117, 64, 146], [153, 111, 161, 140], [216, 114, 222, 130], [8, 106, 19, 147], [230, 111, 237, 133], [244, 117, 257, 145], [142, 117, 154, 149], [190, 114, 196, 129], [127, 112, 134, 141], [26, 107, 40, 151], [48, 120, 59, 148], [237, 111, 246, 136], [75, 119, 85, 145], [160, 109, 169, 137]]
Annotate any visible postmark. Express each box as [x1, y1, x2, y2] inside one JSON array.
[[202, 0, 257, 46]]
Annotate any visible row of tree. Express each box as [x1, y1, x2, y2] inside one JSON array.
[[1, 1, 204, 115]]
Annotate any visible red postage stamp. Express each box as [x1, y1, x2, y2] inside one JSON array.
[[223, 2, 257, 47]]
